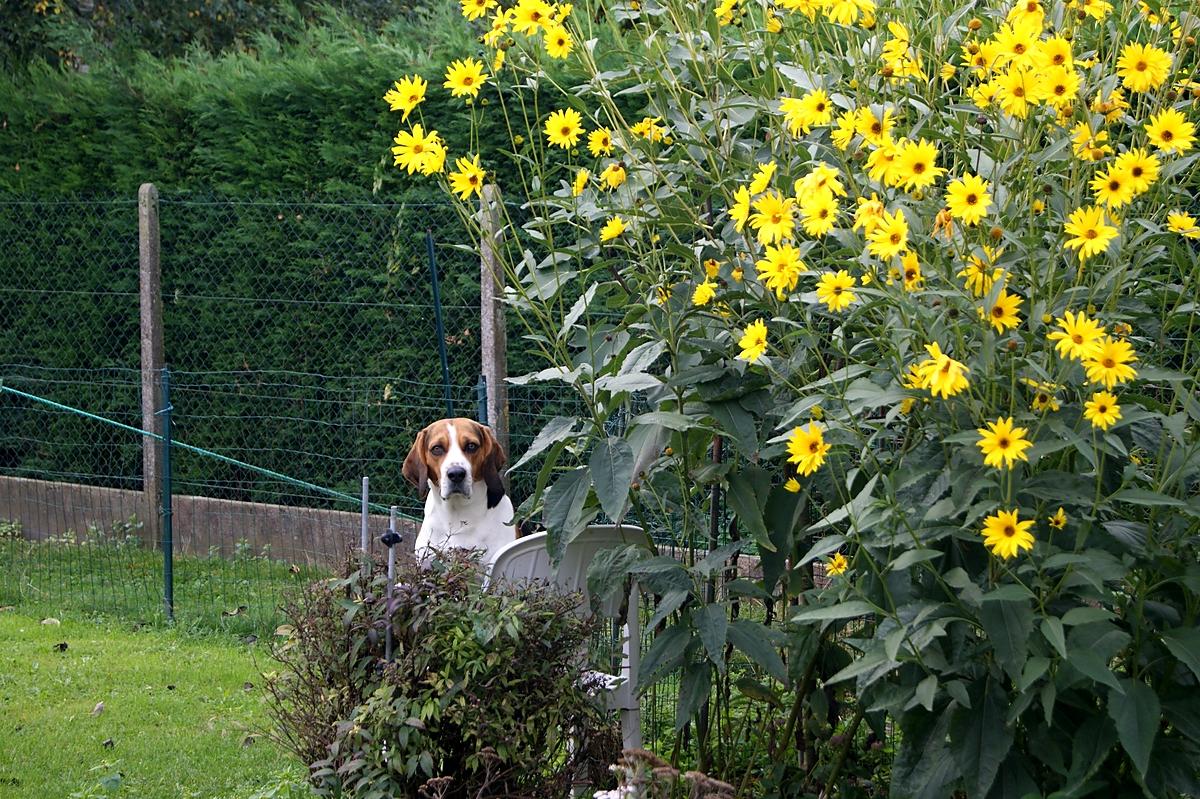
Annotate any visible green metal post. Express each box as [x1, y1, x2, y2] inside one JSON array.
[[158, 366, 174, 621], [426, 230, 454, 417], [475, 375, 488, 424]]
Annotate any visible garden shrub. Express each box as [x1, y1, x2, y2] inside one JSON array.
[[266, 550, 616, 798], [388, 0, 1200, 794]]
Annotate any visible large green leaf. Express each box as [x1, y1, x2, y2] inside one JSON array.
[[792, 600, 876, 623], [980, 600, 1033, 679], [727, 619, 787, 682], [639, 623, 691, 690], [726, 465, 771, 548], [1160, 626, 1200, 682], [589, 437, 634, 522], [694, 603, 728, 671], [708, 399, 758, 455], [949, 678, 1014, 799], [1107, 679, 1160, 777], [675, 660, 712, 731], [543, 467, 593, 564], [508, 416, 580, 472]]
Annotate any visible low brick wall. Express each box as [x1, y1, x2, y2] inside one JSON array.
[[0, 475, 416, 567]]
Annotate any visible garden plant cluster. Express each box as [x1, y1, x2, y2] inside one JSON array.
[[380, 0, 1199, 794]]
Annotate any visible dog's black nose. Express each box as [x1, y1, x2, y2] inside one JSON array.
[[447, 466, 467, 484]]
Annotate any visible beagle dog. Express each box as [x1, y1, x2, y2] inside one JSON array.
[[403, 418, 516, 565]]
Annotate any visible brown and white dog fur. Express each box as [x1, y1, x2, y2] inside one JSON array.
[[403, 418, 515, 565]]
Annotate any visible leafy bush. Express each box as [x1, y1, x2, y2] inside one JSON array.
[[394, 0, 1200, 794], [266, 550, 616, 798]]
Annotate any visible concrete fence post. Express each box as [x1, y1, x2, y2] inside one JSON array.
[[479, 185, 509, 464], [139, 183, 164, 547]]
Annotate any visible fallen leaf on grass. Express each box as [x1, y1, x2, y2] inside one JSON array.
[[40, 618, 60, 626], [91, 702, 104, 717]]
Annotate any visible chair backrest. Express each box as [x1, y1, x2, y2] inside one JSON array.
[[486, 525, 650, 616]]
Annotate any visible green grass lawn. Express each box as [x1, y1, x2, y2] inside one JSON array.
[[1, 538, 326, 635], [0, 612, 307, 799]]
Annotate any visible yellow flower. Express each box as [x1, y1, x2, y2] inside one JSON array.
[[482, 8, 511, 46], [1042, 66, 1080, 110], [996, 67, 1043, 118], [1047, 310, 1106, 361], [856, 107, 895, 146], [459, 0, 497, 20], [1167, 211, 1200, 239], [831, 110, 859, 150], [980, 509, 1035, 559], [749, 161, 777, 194], [587, 128, 614, 157], [1063, 206, 1118, 262], [941, 62, 957, 81], [783, 476, 801, 493], [599, 215, 626, 242], [572, 168, 589, 197], [1048, 507, 1068, 530], [1145, 108, 1196, 155], [786, 422, 831, 477], [983, 289, 1022, 332], [958, 247, 1004, 296], [1084, 390, 1122, 430], [730, 185, 752, 231], [826, 552, 849, 576], [915, 342, 971, 399], [800, 191, 839, 236], [443, 57, 488, 100], [749, 191, 796, 245], [1067, 0, 1111, 20], [755, 244, 807, 299], [945, 173, 992, 226], [815, 270, 857, 312], [544, 108, 584, 148], [1023, 379, 1061, 413], [1083, 337, 1138, 389], [492, 49, 505, 72], [977, 416, 1033, 470], [737, 319, 769, 363], [391, 124, 442, 175], [692, 280, 718, 307], [766, 8, 783, 32], [703, 258, 721, 279], [993, 18, 1041, 71], [900, 397, 916, 414], [599, 162, 626, 189], [544, 24, 573, 58], [899, 251, 923, 291], [779, 90, 834, 136], [512, 0, 553, 35], [1116, 42, 1172, 93], [1114, 148, 1160, 195], [1035, 35, 1074, 70], [631, 116, 668, 142], [825, 0, 874, 26], [383, 75, 427, 121], [448, 154, 486, 200], [866, 208, 908, 259], [796, 163, 846, 198], [1090, 165, 1136, 209], [865, 137, 903, 185], [731, 265, 744, 282], [893, 138, 944, 192], [714, 0, 738, 25], [853, 194, 885, 236]]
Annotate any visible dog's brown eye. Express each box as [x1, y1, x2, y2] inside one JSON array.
[[431, 445, 445, 456], [465, 442, 479, 453]]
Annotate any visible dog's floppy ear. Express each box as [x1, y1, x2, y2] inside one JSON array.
[[403, 427, 430, 499], [477, 422, 507, 509]]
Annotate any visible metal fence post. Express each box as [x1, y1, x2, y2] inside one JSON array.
[[360, 476, 370, 555], [475, 375, 488, 424], [479, 185, 508, 459], [139, 183, 164, 548], [381, 505, 401, 662], [158, 366, 174, 621], [425, 230, 454, 417]]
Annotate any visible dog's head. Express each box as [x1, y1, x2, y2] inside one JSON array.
[[402, 418, 507, 507]]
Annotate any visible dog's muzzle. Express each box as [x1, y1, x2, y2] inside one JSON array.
[[442, 465, 471, 498]]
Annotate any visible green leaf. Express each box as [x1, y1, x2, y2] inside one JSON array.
[[630, 411, 700, 431], [589, 437, 634, 522], [676, 660, 712, 730], [639, 623, 691, 690], [543, 467, 593, 564], [1110, 487, 1186, 508], [694, 603, 728, 671], [980, 600, 1033, 679], [1062, 607, 1116, 626], [950, 678, 1014, 799], [1160, 627, 1200, 682], [708, 399, 758, 454], [726, 465, 771, 548], [889, 548, 940, 572], [1107, 679, 1160, 777], [792, 600, 875, 623], [508, 416, 579, 473], [914, 674, 937, 712], [1041, 617, 1067, 659], [727, 619, 787, 682], [647, 588, 690, 630], [797, 534, 846, 567], [734, 676, 784, 708], [1068, 650, 1123, 692]]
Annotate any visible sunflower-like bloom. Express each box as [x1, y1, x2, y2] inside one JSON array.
[[786, 423, 831, 477], [1048, 507, 1068, 529], [945, 174, 992, 225], [443, 58, 488, 99], [914, 342, 970, 399], [815, 270, 857, 312], [383, 75, 427, 121], [1082, 337, 1138, 389], [893, 138, 944, 192], [1047, 310, 1106, 361], [982, 289, 1022, 332], [1084, 391, 1122, 430], [826, 552, 849, 576], [866, 208, 908, 259], [587, 128, 614, 157], [1063, 206, 1118, 262], [737, 319, 768, 363], [1144, 108, 1195, 155], [749, 191, 796, 245], [1117, 42, 1172, 93], [544, 108, 584, 149], [980, 509, 1035, 559], [976, 416, 1033, 470], [599, 216, 626, 242], [448, 154, 486, 200], [755, 244, 807, 299]]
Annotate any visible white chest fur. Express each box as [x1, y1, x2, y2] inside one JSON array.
[[413, 483, 515, 566]]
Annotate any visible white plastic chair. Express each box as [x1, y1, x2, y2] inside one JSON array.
[[485, 524, 650, 750]]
